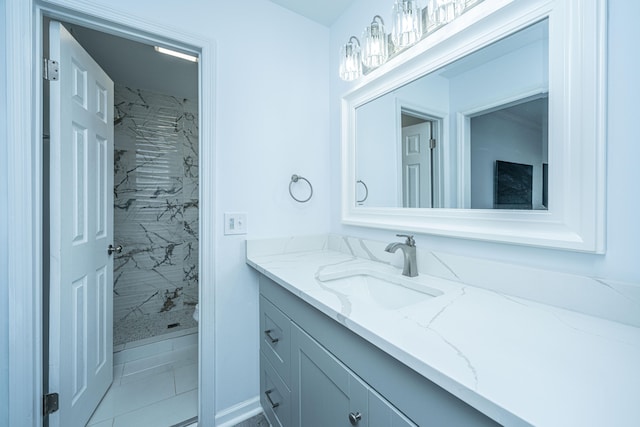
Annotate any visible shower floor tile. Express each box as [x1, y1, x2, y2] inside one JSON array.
[[87, 336, 198, 427], [87, 331, 268, 427], [112, 389, 198, 427]]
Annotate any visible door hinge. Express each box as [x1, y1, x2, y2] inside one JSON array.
[[429, 138, 436, 149], [43, 59, 59, 81], [43, 392, 59, 415]]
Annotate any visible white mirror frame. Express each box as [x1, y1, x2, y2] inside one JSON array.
[[341, 0, 606, 253]]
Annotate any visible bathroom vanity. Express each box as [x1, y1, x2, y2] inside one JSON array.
[[258, 274, 498, 427], [245, 2, 631, 424], [247, 235, 640, 427]]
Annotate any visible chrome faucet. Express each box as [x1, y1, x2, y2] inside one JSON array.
[[385, 234, 418, 277]]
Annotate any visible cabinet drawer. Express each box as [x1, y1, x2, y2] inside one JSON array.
[[261, 353, 291, 427], [260, 295, 291, 385]]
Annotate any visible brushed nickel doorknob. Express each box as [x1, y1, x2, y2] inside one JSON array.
[[349, 412, 362, 425], [107, 244, 123, 255]]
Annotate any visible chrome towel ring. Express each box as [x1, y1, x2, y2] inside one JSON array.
[[356, 180, 368, 204], [289, 174, 313, 203]]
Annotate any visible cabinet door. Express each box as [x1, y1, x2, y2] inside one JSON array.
[[367, 383, 417, 427], [291, 325, 368, 427]]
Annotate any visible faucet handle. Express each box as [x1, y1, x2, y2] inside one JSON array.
[[396, 234, 416, 246]]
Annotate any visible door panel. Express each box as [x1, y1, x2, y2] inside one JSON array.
[[48, 20, 114, 427], [70, 275, 87, 403], [402, 122, 432, 208]]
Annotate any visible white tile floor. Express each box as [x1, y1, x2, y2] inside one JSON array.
[[87, 332, 198, 427]]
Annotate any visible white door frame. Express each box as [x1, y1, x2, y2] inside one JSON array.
[[6, 1, 217, 426]]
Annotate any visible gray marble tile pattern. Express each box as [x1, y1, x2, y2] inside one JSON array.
[[113, 85, 199, 346]]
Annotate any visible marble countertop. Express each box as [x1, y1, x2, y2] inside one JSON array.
[[247, 247, 640, 427]]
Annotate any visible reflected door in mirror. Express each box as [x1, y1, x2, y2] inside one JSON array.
[[402, 117, 434, 208]]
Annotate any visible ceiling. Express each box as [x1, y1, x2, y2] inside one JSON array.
[[268, 0, 356, 26], [63, 22, 198, 100], [59, 1, 356, 99]]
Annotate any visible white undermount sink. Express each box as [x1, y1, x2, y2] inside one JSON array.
[[316, 268, 443, 310]]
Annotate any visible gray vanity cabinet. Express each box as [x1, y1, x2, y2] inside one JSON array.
[[259, 274, 501, 427], [291, 324, 416, 427]]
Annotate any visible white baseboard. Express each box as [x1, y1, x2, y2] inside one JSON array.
[[114, 329, 198, 365], [215, 396, 263, 427]]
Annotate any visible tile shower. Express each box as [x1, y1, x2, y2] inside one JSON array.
[[112, 84, 199, 346]]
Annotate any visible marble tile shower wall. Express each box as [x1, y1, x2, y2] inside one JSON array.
[[113, 84, 199, 346]]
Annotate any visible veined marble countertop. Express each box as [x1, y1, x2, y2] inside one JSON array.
[[247, 244, 640, 427]]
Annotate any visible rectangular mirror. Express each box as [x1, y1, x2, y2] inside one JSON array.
[[342, 0, 606, 252], [355, 19, 548, 210]]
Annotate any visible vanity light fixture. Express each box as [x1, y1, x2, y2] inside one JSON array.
[[362, 15, 388, 69], [154, 46, 198, 62], [391, 0, 423, 50], [339, 36, 363, 81], [340, 0, 484, 81]]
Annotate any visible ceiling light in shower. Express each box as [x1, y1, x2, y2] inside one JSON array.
[[154, 46, 198, 62], [362, 15, 388, 69]]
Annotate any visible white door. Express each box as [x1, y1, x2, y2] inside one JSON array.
[[401, 122, 432, 208], [48, 21, 114, 427]]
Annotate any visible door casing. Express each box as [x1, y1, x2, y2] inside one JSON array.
[[5, 1, 217, 426]]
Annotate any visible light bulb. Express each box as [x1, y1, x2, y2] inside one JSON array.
[[392, 0, 422, 50], [339, 36, 362, 81], [362, 16, 388, 69]]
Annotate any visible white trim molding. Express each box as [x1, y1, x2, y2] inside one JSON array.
[[7, 1, 217, 425], [7, 0, 42, 424], [215, 397, 263, 427], [341, 0, 607, 253]]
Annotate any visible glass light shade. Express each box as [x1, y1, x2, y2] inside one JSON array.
[[392, 0, 423, 50], [433, 0, 458, 25], [339, 36, 362, 81], [362, 16, 388, 69], [426, 0, 471, 33]]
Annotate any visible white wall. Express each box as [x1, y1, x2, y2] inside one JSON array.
[[331, 0, 640, 284], [0, 0, 10, 423], [0, 0, 331, 419], [355, 94, 398, 206], [356, 74, 450, 207], [450, 37, 547, 208]]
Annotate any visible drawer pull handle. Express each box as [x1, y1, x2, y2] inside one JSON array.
[[265, 389, 280, 409], [349, 412, 362, 425], [264, 329, 279, 344]]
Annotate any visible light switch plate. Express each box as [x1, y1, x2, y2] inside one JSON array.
[[224, 212, 247, 235]]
